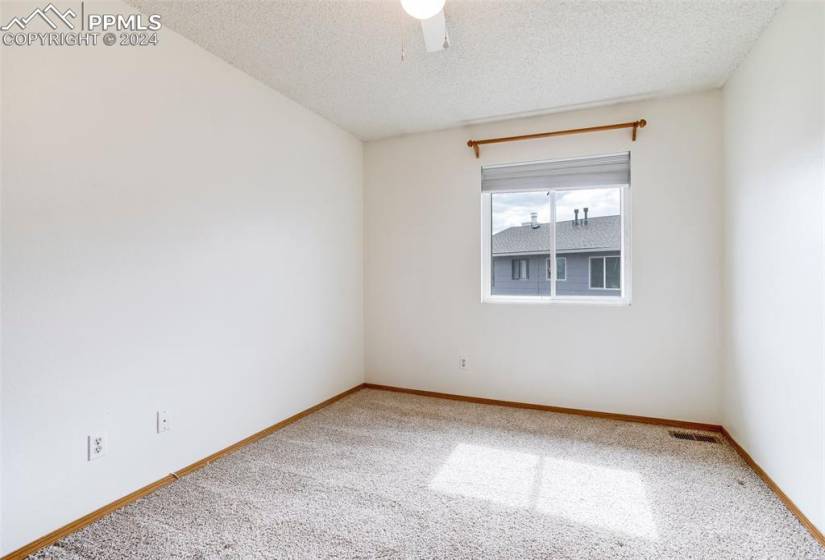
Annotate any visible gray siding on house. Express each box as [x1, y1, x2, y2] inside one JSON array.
[[492, 251, 621, 297]]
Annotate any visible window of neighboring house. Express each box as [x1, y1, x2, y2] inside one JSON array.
[[482, 152, 630, 303], [547, 257, 566, 281], [589, 256, 621, 289], [512, 258, 529, 280]]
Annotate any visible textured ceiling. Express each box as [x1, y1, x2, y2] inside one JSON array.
[[128, 0, 781, 140]]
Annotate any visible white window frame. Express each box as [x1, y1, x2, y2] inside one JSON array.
[[546, 256, 567, 281], [588, 255, 621, 290], [481, 183, 631, 306]]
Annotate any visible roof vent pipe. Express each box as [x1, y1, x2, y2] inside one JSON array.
[[530, 211, 539, 229], [574, 209, 579, 226], [583, 207, 589, 224]]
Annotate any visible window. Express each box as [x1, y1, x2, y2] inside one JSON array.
[[512, 258, 529, 280], [589, 256, 620, 289], [482, 153, 630, 303], [547, 257, 566, 281]]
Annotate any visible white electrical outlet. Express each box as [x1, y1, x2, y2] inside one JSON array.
[[88, 433, 106, 461], [157, 410, 170, 433], [459, 356, 469, 370]]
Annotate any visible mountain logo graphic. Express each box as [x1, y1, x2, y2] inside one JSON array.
[[1, 3, 77, 31]]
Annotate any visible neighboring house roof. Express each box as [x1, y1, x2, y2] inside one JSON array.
[[492, 215, 620, 255]]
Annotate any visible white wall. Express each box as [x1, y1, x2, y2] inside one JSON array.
[[365, 91, 724, 424], [0, 1, 363, 553], [722, 0, 825, 532]]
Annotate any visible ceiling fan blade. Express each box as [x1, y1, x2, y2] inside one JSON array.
[[420, 10, 449, 53]]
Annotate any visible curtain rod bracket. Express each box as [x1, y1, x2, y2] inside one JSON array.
[[467, 140, 479, 158], [467, 118, 647, 158], [632, 118, 647, 141]]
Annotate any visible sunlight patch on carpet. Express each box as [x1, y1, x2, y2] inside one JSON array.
[[430, 443, 658, 540], [430, 443, 540, 508], [535, 456, 657, 539]]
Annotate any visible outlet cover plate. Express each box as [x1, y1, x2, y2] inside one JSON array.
[[157, 410, 170, 433], [88, 433, 106, 461]]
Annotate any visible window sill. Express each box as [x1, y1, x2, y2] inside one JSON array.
[[482, 295, 631, 306]]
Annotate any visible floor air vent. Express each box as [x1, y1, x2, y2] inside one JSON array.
[[669, 430, 720, 444]]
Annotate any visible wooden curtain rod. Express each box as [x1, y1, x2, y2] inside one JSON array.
[[466, 119, 647, 158]]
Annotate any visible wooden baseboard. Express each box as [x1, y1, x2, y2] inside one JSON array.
[[363, 383, 723, 432], [721, 427, 825, 548], [366, 383, 824, 547], [1, 383, 365, 560], [7, 381, 824, 557], [3, 476, 178, 560], [175, 383, 363, 478]]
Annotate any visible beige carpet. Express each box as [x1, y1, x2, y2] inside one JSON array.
[[31, 388, 825, 559]]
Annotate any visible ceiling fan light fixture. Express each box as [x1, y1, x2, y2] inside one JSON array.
[[400, 0, 445, 20]]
